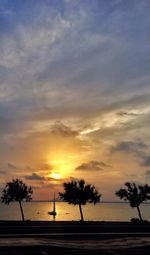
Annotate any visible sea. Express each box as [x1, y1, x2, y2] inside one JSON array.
[[0, 202, 150, 222]]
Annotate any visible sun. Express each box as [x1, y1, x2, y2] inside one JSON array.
[[46, 158, 74, 178], [50, 172, 61, 180], [45, 153, 76, 179]]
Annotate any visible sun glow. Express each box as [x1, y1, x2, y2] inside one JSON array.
[[46, 156, 75, 178], [50, 172, 61, 180]]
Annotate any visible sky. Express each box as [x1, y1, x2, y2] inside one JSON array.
[[0, 0, 150, 201]]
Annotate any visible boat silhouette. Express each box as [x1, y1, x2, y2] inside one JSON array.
[[48, 193, 57, 216]]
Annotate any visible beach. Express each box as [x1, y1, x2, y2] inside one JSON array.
[[0, 221, 150, 254]]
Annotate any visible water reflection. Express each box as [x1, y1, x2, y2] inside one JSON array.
[[0, 202, 150, 221]]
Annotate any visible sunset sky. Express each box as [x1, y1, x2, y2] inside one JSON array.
[[0, 0, 150, 201]]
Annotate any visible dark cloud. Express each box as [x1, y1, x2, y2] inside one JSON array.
[[97, 161, 111, 168], [0, 170, 6, 175], [75, 161, 110, 171], [24, 172, 60, 182], [117, 111, 139, 117], [141, 156, 150, 167], [26, 166, 36, 172], [38, 163, 53, 171], [111, 141, 147, 154], [8, 163, 17, 169], [33, 182, 61, 190], [145, 170, 150, 176], [24, 173, 45, 181], [50, 122, 79, 137]]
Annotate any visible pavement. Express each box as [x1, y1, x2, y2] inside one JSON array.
[[0, 221, 149, 254], [0, 236, 150, 255]]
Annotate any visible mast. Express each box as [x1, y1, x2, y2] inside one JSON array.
[[53, 192, 56, 213], [48, 192, 56, 218]]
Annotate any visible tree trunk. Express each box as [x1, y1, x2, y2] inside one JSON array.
[[136, 205, 143, 221], [79, 203, 84, 221], [19, 201, 24, 221]]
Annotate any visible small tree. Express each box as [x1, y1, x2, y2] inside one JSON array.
[[59, 179, 101, 221], [115, 182, 150, 221], [1, 179, 33, 221]]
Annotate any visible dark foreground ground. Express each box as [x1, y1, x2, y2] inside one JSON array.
[[0, 221, 150, 255]]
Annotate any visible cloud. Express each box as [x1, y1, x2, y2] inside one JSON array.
[[24, 171, 60, 182], [26, 166, 36, 171], [117, 111, 140, 117], [141, 156, 150, 167], [0, 170, 6, 175], [0, 0, 150, 200], [50, 122, 79, 137], [24, 173, 45, 181], [111, 141, 147, 154], [145, 169, 150, 176], [38, 163, 53, 171], [75, 160, 110, 171], [0, 0, 149, 141], [33, 182, 61, 190], [8, 163, 17, 169]]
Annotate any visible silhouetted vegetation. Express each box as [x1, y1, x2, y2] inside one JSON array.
[[59, 179, 101, 221], [1, 179, 33, 221], [115, 182, 150, 221]]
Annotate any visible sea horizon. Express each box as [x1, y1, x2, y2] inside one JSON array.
[[22, 200, 150, 204], [0, 201, 150, 222]]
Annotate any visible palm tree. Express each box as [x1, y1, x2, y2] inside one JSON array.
[[1, 179, 33, 221], [59, 179, 101, 221], [115, 182, 150, 221]]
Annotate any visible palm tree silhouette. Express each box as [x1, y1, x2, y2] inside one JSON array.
[[59, 179, 101, 221], [115, 182, 150, 221], [1, 179, 33, 221]]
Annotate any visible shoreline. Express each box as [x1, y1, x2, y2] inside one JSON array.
[[0, 220, 149, 236]]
